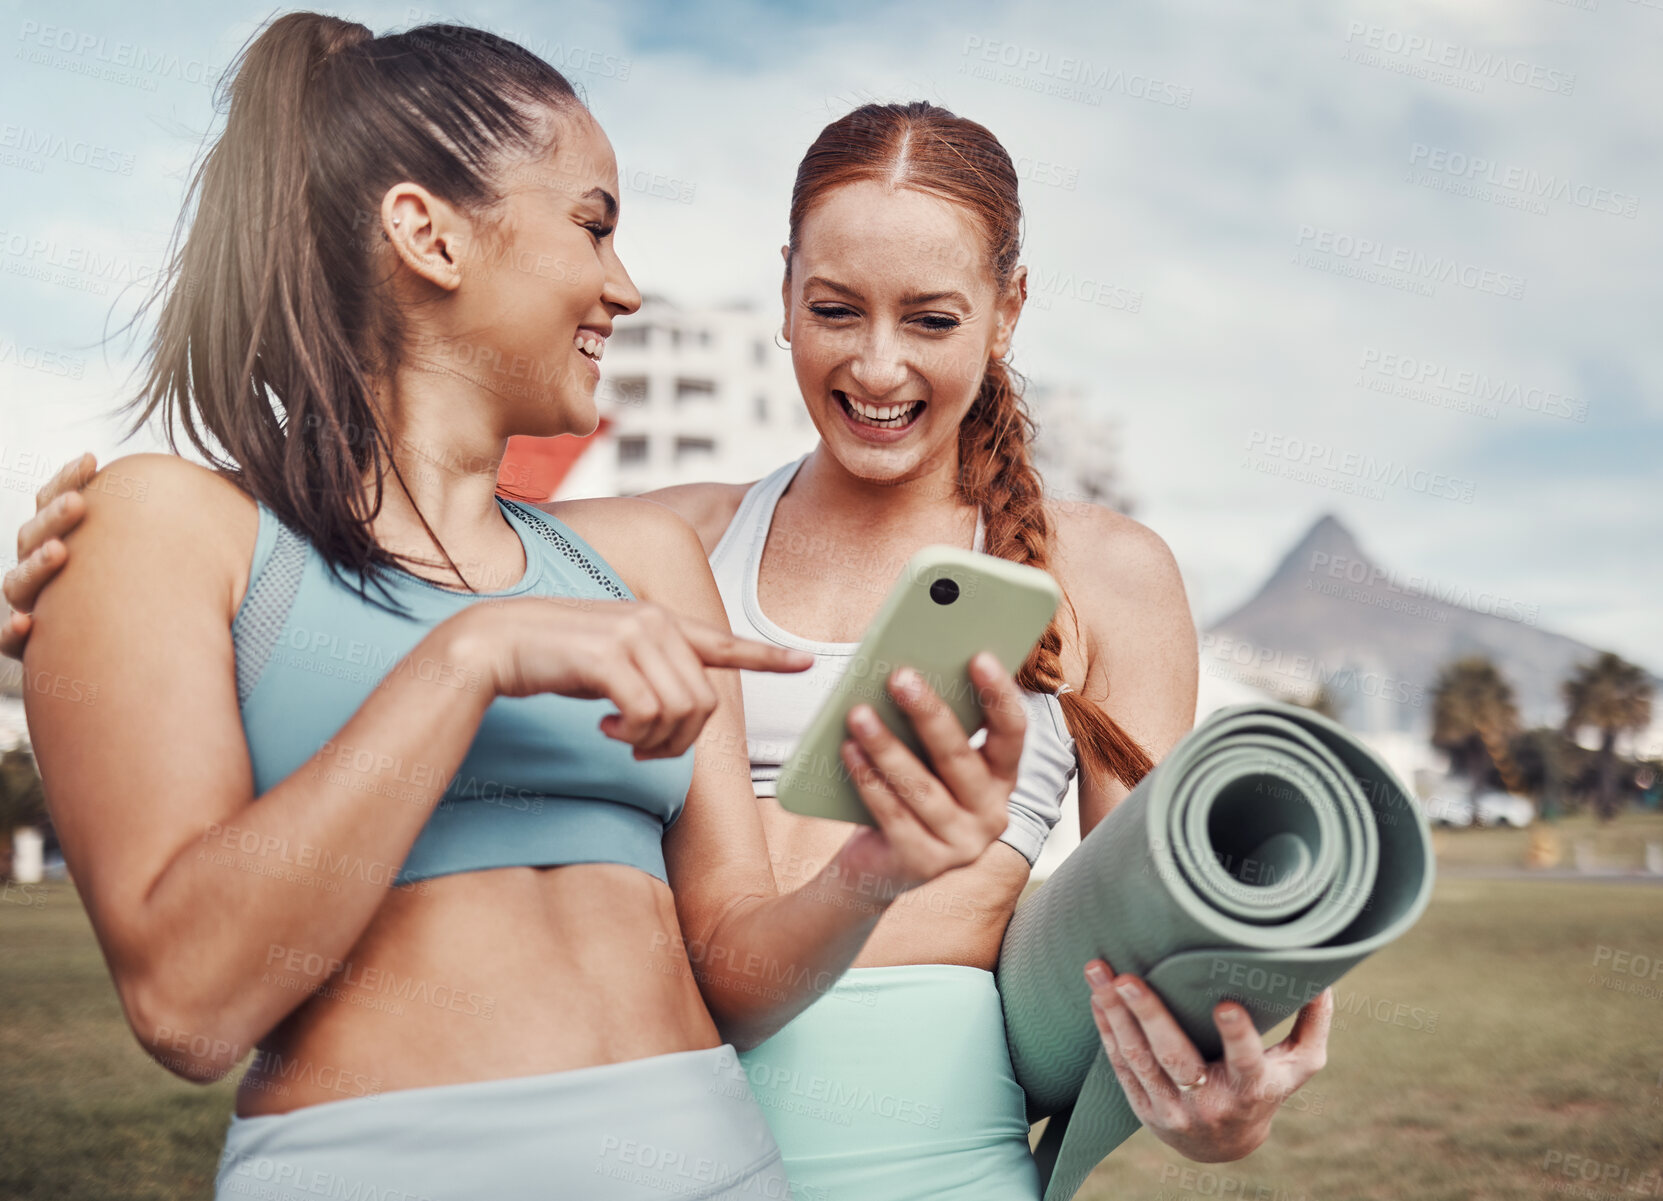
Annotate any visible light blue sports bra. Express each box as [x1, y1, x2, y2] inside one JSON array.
[[230, 496, 694, 886]]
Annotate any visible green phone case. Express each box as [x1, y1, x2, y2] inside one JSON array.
[[774, 544, 1063, 826]]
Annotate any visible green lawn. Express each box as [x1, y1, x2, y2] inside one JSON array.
[[3, 831, 1660, 1200], [1072, 872, 1663, 1201], [1430, 810, 1663, 872], [0, 883, 237, 1200]]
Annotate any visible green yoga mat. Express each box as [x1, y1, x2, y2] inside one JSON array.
[[996, 702, 1435, 1201]]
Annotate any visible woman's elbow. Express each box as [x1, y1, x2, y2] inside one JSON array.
[[118, 971, 249, 1084]]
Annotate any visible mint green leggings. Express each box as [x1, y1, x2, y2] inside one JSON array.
[[737, 964, 1041, 1200]]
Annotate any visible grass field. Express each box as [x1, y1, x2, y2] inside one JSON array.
[[0, 882, 237, 1200], [1428, 811, 1663, 873], [2, 823, 1660, 1201], [1071, 873, 1663, 1201]]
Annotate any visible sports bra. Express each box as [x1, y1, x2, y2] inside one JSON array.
[[707, 453, 1079, 867], [230, 496, 694, 887]]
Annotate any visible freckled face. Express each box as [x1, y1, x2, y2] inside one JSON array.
[[455, 110, 640, 437], [783, 179, 1019, 482]]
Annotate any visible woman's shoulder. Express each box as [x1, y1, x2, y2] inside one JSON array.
[[536, 493, 733, 604], [78, 454, 255, 536], [79, 451, 240, 496], [1044, 497, 1190, 637], [633, 481, 754, 556], [43, 454, 258, 618]]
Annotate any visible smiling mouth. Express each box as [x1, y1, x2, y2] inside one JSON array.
[[837, 391, 925, 429], [574, 332, 606, 362]]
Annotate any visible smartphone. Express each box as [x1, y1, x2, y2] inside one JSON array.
[[774, 544, 1063, 826]]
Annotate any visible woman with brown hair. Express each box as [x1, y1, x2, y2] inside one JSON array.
[[5, 19, 1028, 1201], [8, 97, 1331, 1201]]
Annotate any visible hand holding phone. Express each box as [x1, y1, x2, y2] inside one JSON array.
[[775, 544, 1061, 827]]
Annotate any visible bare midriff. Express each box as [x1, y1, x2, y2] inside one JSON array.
[[235, 862, 718, 1117]]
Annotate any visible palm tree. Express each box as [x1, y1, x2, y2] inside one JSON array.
[[1562, 652, 1655, 821], [1431, 657, 1520, 799], [1510, 727, 1575, 818]]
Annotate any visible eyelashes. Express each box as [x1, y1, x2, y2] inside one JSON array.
[[807, 303, 961, 332]]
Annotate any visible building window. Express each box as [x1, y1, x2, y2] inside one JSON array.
[[674, 436, 716, 461], [754, 394, 768, 422], [612, 326, 649, 348], [609, 376, 648, 406], [670, 328, 683, 349], [618, 435, 649, 465], [698, 329, 713, 347], [753, 340, 767, 366], [675, 378, 716, 402]]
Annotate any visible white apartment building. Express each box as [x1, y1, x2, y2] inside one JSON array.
[[555, 296, 819, 499]]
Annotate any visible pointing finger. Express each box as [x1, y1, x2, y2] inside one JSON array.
[[681, 618, 814, 673]]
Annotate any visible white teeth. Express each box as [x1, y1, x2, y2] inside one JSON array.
[[843, 394, 921, 426], [574, 333, 606, 361]]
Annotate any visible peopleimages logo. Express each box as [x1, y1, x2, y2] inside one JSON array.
[[1200, 632, 1427, 710], [1244, 430, 1478, 504], [959, 36, 1194, 108], [15, 20, 220, 88], [0, 338, 86, 379], [1340, 22, 1576, 95], [0, 124, 135, 174], [1294, 225, 1527, 301], [1027, 264, 1143, 314], [1356, 347, 1587, 423], [0, 229, 161, 289], [1305, 551, 1541, 626], [1408, 144, 1639, 219]]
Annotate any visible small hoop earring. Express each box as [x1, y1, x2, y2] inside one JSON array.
[[774, 328, 790, 350]]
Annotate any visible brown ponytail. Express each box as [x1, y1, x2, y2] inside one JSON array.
[[788, 102, 1153, 789], [120, 13, 580, 607]]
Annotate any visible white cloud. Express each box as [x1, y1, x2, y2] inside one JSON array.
[[2, 0, 1657, 670]]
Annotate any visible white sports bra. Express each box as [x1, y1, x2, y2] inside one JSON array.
[[707, 452, 1078, 866]]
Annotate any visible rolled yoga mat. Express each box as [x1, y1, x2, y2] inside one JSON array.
[[996, 701, 1435, 1201]]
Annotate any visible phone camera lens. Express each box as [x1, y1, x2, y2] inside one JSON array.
[[929, 577, 960, 606]]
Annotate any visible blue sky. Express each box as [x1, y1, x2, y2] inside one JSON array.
[[2, 0, 1659, 673]]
